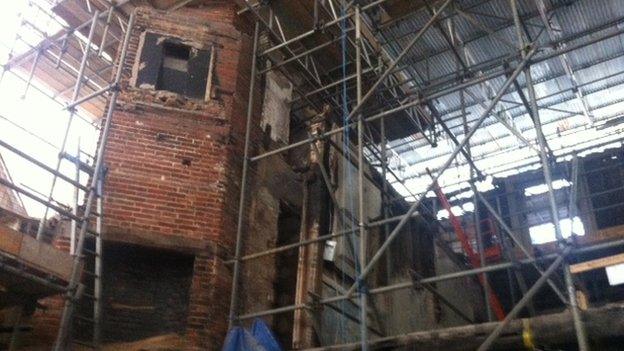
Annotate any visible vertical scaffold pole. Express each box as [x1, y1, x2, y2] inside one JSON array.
[[525, 66, 590, 351], [228, 21, 260, 329], [8, 306, 23, 351], [380, 106, 391, 278], [94, 173, 104, 346], [70, 139, 80, 255], [355, 5, 369, 350], [98, 6, 114, 57]]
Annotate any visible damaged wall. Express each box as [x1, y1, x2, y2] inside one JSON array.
[[261, 71, 292, 144], [99, 244, 194, 343], [81, 4, 299, 349], [103, 7, 248, 346], [15, 3, 487, 350], [95, 4, 305, 349], [317, 133, 482, 344]]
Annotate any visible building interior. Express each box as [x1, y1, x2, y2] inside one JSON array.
[[0, 0, 624, 350]]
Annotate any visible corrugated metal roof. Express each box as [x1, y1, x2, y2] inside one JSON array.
[[371, 0, 624, 198]]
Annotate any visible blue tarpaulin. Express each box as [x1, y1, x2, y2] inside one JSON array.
[[251, 319, 282, 351], [222, 327, 266, 351], [222, 319, 283, 351]]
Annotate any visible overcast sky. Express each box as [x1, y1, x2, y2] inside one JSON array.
[[0, 0, 98, 218]]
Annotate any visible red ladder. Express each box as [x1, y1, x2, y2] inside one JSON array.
[[431, 179, 506, 320]]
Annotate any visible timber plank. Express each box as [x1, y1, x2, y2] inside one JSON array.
[[0, 224, 72, 281], [570, 253, 624, 274]]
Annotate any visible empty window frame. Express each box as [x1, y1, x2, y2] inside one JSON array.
[[135, 33, 212, 100]]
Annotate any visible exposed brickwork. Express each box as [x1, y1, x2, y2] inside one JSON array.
[[105, 3, 255, 249], [104, 105, 231, 244], [99, 4, 292, 350], [100, 244, 195, 343], [0, 3, 301, 348], [28, 295, 64, 346]]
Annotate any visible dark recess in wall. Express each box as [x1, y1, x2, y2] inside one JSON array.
[[585, 150, 624, 229], [101, 242, 194, 342], [273, 203, 301, 347]]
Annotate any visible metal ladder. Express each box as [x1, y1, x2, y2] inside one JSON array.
[[52, 11, 135, 351], [61, 146, 104, 349]]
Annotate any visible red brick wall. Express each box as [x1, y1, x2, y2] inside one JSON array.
[[101, 4, 270, 350], [17, 2, 299, 349], [104, 105, 231, 244], [105, 2, 255, 246]]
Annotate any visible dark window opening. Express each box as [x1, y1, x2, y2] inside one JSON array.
[[157, 42, 192, 96], [164, 42, 191, 61], [161, 42, 190, 72], [273, 203, 301, 348], [136, 33, 211, 100]]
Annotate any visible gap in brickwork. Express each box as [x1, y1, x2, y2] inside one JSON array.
[[100, 243, 194, 343]]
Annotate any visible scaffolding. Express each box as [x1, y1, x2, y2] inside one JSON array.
[[228, 0, 624, 350], [0, 0, 623, 350], [0, 0, 133, 349]]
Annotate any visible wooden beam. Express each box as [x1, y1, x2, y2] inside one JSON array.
[[102, 226, 210, 255], [570, 253, 624, 274], [304, 303, 624, 351], [0, 224, 74, 281]]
